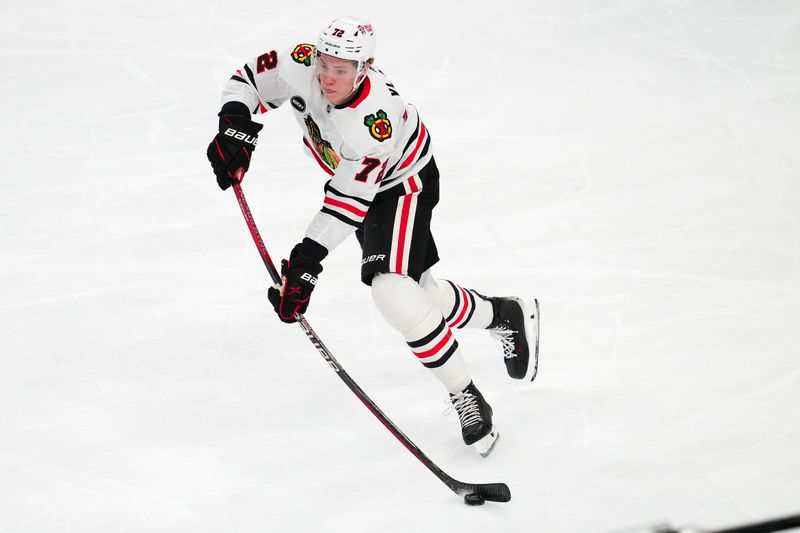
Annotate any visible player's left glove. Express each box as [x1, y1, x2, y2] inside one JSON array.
[[268, 239, 329, 323]]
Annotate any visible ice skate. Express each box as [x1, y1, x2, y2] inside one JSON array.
[[489, 297, 540, 381], [448, 382, 499, 457]]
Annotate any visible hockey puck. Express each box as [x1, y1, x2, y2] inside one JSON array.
[[464, 493, 485, 506]]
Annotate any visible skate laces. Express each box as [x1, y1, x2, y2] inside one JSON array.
[[490, 324, 517, 359], [445, 391, 483, 429]]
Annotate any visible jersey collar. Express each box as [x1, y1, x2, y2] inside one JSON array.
[[334, 76, 371, 109]]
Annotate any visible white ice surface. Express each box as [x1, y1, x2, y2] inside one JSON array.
[[1, 1, 799, 532]]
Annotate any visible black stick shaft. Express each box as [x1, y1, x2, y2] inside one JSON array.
[[711, 514, 800, 533]]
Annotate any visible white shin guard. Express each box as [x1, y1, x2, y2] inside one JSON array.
[[419, 270, 495, 330], [371, 273, 471, 394]]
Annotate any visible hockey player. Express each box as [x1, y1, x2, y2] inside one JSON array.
[[206, 17, 539, 457]]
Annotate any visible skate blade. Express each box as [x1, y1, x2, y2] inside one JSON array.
[[525, 298, 540, 382], [474, 428, 500, 457]]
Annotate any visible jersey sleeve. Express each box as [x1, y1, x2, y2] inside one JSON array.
[[304, 148, 391, 251], [221, 49, 291, 115]]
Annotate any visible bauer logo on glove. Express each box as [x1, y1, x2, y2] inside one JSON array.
[[223, 127, 259, 147], [300, 272, 317, 285], [267, 239, 327, 323]]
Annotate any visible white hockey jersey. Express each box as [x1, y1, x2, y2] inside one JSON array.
[[220, 43, 433, 253]]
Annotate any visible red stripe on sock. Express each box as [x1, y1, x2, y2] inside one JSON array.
[[413, 329, 453, 359], [450, 285, 471, 328]]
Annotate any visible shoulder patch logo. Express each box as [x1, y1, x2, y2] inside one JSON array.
[[363, 109, 392, 142], [291, 43, 315, 66]]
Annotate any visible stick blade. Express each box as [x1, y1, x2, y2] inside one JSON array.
[[476, 483, 511, 502], [458, 482, 511, 503]]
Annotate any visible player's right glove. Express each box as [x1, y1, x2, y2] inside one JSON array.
[[267, 239, 328, 323], [206, 101, 263, 190]]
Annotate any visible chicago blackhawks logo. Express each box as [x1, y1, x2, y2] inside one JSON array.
[[305, 115, 341, 169], [363, 110, 392, 142], [291, 43, 314, 66]]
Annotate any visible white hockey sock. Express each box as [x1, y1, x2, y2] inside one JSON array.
[[419, 271, 495, 330], [401, 308, 471, 393], [371, 273, 471, 394]]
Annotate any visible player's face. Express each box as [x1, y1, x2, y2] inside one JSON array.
[[316, 54, 360, 104]]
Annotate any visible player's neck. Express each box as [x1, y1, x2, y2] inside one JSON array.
[[333, 77, 369, 109]]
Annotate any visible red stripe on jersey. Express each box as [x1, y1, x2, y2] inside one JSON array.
[[323, 196, 367, 218], [348, 77, 371, 109], [397, 122, 428, 172], [234, 69, 269, 114], [413, 329, 453, 359], [303, 138, 335, 176], [394, 193, 414, 274], [450, 285, 471, 328]]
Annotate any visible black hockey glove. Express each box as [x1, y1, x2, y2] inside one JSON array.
[[206, 101, 263, 190], [268, 239, 329, 323]]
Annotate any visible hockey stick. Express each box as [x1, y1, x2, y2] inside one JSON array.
[[231, 182, 511, 504], [659, 512, 800, 533]]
